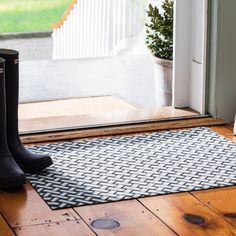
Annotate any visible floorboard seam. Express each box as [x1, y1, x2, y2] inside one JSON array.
[[0, 213, 17, 236], [72, 208, 98, 236], [137, 199, 180, 236], [189, 191, 236, 228], [11, 218, 84, 230]]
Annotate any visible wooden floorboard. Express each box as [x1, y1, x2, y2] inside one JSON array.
[[210, 125, 236, 142], [14, 220, 96, 236], [19, 96, 198, 134], [0, 214, 15, 236], [0, 124, 235, 236], [19, 97, 200, 134], [19, 96, 137, 120], [139, 192, 236, 236], [19, 96, 137, 134], [191, 186, 236, 227], [0, 184, 79, 227], [74, 199, 177, 236]]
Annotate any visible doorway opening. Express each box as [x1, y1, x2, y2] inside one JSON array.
[[0, 0, 205, 134]]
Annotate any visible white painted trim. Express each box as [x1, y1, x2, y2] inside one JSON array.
[[173, 0, 192, 108], [173, 0, 208, 114]]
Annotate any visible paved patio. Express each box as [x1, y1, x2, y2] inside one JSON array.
[[1, 36, 159, 109], [19, 54, 158, 109], [0, 36, 52, 61]]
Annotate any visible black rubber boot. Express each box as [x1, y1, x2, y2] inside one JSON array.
[[0, 49, 53, 173], [0, 57, 26, 188]]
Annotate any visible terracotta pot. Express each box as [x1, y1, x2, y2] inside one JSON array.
[[152, 55, 173, 107]]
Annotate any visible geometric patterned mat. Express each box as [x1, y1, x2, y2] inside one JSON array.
[[26, 127, 236, 209]]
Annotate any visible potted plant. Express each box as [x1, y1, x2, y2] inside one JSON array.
[[145, 0, 174, 107]]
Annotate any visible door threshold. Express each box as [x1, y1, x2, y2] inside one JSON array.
[[21, 116, 225, 144]]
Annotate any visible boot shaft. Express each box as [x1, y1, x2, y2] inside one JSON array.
[[0, 49, 21, 150], [0, 58, 9, 154]]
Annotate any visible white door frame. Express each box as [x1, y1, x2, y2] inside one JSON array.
[[173, 0, 208, 114]]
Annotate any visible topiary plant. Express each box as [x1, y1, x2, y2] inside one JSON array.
[[145, 0, 174, 60]]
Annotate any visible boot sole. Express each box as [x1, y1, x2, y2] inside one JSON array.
[[21, 158, 53, 174], [0, 178, 26, 188]]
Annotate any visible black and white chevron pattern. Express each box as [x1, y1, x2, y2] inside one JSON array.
[[26, 127, 236, 209]]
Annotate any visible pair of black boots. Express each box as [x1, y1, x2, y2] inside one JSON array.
[[0, 49, 53, 188]]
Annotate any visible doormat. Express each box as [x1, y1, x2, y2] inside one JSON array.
[[26, 127, 236, 210]]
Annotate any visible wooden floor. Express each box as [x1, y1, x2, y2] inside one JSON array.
[[0, 125, 235, 236], [19, 96, 199, 134]]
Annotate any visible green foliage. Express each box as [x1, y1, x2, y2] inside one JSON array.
[[145, 0, 174, 60]]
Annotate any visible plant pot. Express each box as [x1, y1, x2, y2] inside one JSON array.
[[152, 55, 173, 107]]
